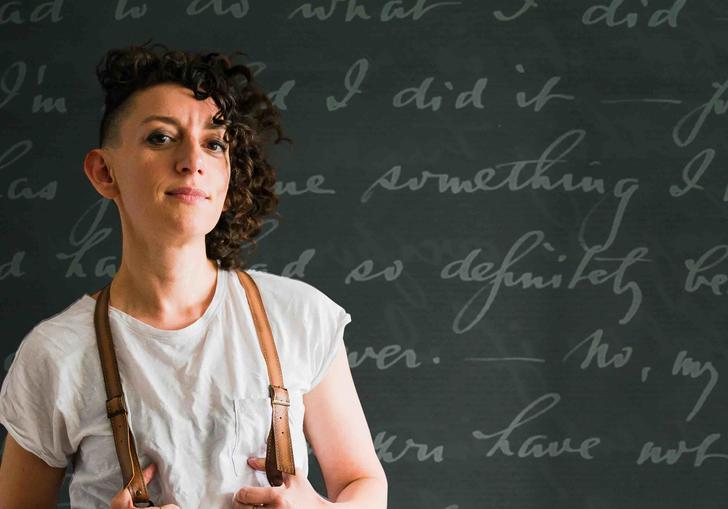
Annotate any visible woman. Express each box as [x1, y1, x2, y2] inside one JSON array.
[[0, 41, 387, 509]]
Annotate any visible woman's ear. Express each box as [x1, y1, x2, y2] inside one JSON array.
[[83, 148, 120, 199]]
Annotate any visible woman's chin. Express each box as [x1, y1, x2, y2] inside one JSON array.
[[157, 217, 218, 239]]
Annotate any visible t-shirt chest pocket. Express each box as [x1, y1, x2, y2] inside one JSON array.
[[229, 388, 307, 483]]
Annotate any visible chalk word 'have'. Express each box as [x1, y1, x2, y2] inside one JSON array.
[[473, 393, 601, 460]]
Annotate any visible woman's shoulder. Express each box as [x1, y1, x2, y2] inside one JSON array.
[[240, 268, 347, 316], [15, 295, 97, 362], [233, 269, 351, 393]]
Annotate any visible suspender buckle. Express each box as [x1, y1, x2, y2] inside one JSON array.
[[106, 395, 128, 419], [269, 385, 290, 407]]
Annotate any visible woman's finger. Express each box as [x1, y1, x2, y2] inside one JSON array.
[[234, 486, 279, 507], [108, 463, 176, 509], [142, 462, 157, 486]]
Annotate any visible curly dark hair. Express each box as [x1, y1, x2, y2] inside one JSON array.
[[95, 39, 290, 271]]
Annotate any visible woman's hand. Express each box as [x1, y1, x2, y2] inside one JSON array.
[[108, 463, 180, 509], [233, 457, 329, 508]]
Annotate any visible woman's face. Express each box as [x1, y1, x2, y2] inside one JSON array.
[[98, 82, 232, 246]]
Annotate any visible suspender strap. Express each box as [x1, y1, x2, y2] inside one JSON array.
[[236, 270, 296, 485], [93, 283, 154, 507], [92, 269, 296, 507]]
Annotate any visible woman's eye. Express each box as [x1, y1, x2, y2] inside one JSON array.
[[209, 139, 228, 152], [146, 132, 226, 152], [147, 132, 172, 145]]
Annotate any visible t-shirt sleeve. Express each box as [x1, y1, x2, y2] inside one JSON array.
[[0, 327, 74, 468], [307, 296, 352, 392]]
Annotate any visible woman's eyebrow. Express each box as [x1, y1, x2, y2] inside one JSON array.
[[140, 114, 225, 131]]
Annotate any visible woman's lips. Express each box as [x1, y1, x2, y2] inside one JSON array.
[[166, 186, 208, 197], [165, 192, 207, 204]]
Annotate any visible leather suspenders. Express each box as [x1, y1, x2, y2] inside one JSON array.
[[91, 270, 296, 507], [234, 271, 297, 487]]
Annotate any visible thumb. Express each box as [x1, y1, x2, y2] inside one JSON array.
[[141, 462, 157, 486], [138, 464, 183, 509], [109, 463, 160, 509]]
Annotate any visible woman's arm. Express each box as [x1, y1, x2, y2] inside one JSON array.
[[0, 434, 67, 509], [303, 345, 388, 508]]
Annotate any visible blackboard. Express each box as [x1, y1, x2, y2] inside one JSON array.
[[2, 1, 728, 508]]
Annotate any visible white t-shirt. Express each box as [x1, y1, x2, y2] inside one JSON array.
[[0, 267, 352, 509]]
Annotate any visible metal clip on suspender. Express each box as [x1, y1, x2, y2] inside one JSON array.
[[92, 270, 296, 508]]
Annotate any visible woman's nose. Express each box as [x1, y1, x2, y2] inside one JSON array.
[[175, 139, 206, 174]]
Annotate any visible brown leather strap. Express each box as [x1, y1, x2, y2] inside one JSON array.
[[91, 268, 295, 504], [236, 270, 296, 485], [93, 283, 154, 507]]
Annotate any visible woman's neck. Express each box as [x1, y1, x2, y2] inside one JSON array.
[[104, 256, 219, 331]]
